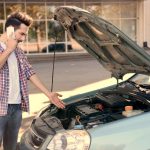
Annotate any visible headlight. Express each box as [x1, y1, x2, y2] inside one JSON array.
[[47, 130, 91, 150]]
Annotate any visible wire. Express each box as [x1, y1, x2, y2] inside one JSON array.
[[50, 33, 57, 92]]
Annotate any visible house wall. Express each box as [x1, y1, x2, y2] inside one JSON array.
[[143, 0, 150, 47]]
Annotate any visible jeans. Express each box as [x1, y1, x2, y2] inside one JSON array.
[[0, 104, 22, 150]]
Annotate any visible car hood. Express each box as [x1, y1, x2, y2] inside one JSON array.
[[54, 6, 150, 79]]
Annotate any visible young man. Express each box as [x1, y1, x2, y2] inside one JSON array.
[[0, 12, 65, 150]]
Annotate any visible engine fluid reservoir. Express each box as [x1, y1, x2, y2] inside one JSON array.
[[122, 106, 143, 117], [74, 124, 84, 130]]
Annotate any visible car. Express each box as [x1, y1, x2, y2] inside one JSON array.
[[19, 6, 150, 150], [42, 43, 73, 53]]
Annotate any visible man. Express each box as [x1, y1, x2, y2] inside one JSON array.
[[0, 12, 65, 150]]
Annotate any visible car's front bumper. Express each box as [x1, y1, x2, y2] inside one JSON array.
[[19, 129, 53, 150], [19, 130, 35, 150]]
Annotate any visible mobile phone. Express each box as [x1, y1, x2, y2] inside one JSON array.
[[6, 26, 15, 39]]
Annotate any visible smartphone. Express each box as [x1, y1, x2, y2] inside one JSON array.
[[6, 26, 15, 39]]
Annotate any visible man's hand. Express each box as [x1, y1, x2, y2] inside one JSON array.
[[6, 38, 18, 52], [48, 92, 65, 109], [0, 33, 18, 69], [0, 33, 18, 53], [29, 74, 66, 109]]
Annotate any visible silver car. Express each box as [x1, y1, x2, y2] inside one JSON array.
[[19, 6, 150, 150]]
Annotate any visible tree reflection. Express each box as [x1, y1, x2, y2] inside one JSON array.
[[48, 20, 65, 42], [26, 4, 45, 19], [28, 21, 46, 52], [6, 3, 25, 17], [26, 3, 46, 52]]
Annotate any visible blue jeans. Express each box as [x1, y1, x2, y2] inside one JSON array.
[[0, 104, 22, 150]]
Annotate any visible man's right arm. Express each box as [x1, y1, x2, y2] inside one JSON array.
[[0, 39, 18, 69], [0, 49, 12, 69]]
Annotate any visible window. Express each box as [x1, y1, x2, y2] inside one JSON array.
[[6, 3, 25, 18], [0, 23, 3, 34], [85, 3, 102, 17], [1, 1, 138, 54], [28, 21, 46, 43], [102, 3, 120, 19], [0, 3, 4, 19], [46, 3, 64, 19], [85, 1, 137, 41], [26, 3, 45, 20], [47, 20, 65, 42], [120, 2, 137, 41], [121, 2, 136, 18], [27, 21, 46, 53], [121, 19, 136, 40]]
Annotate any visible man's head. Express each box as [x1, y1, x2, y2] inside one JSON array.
[[5, 12, 33, 43]]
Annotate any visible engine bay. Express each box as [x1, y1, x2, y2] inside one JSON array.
[[54, 93, 149, 130], [33, 80, 150, 134], [28, 79, 150, 148]]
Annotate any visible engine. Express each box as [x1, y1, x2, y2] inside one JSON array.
[[28, 81, 150, 148]]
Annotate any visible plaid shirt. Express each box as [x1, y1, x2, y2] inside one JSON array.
[[0, 44, 35, 116]]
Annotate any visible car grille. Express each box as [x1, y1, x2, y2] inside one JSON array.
[[30, 127, 44, 148]]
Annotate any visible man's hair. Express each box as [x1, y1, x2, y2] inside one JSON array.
[[5, 12, 33, 30]]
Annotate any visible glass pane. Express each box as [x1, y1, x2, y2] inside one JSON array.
[[85, 3, 102, 17], [26, 3, 45, 19], [0, 3, 4, 19], [47, 20, 65, 42], [0, 23, 3, 34], [6, 3, 25, 18], [65, 2, 83, 8], [121, 19, 136, 41], [22, 42, 47, 53], [46, 3, 83, 20], [102, 3, 120, 19], [121, 2, 137, 18], [46, 3, 64, 19], [28, 21, 46, 43], [108, 19, 120, 29]]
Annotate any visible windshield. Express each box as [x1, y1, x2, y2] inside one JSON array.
[[130, 74, 150, 85]]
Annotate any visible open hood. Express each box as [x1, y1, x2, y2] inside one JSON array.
[[54, 6, 150, 79]]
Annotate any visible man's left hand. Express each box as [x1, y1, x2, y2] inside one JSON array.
[[48, 92, 65, 109]]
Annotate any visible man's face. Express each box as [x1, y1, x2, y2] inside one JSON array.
[[14, 23, 29, 43]]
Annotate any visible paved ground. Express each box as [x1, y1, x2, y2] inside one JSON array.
[[18, 58, 111, 141], [28, 57, 111, 93]]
